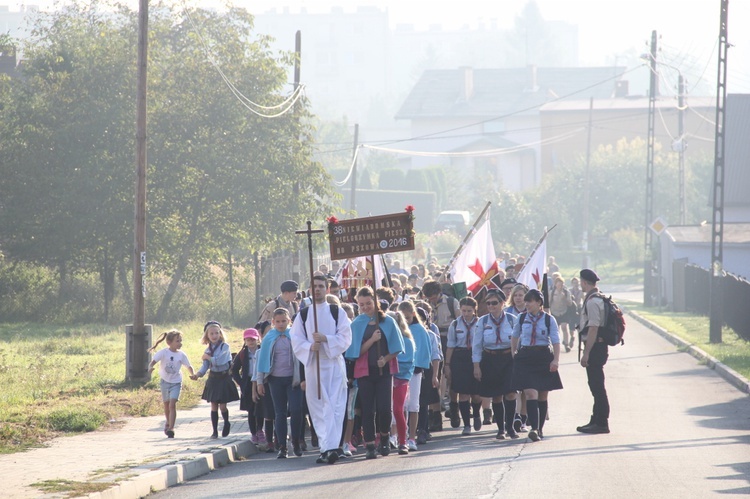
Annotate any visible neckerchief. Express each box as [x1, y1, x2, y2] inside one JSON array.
[[510, 305, 525, 315], [208, 340, 222, 357], [489, 312, 505, 345], [527, 312, 543, 345], [461, 317, 477, 351]]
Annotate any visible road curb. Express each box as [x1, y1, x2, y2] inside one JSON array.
[[86, 439, 258, 499], [626, 309, 750, 395]]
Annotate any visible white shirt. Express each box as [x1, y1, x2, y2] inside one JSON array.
[[152, 348, 192, 383]]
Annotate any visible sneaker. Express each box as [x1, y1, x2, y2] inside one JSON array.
[[389, 434, 398, 449], [462, 426, 471, 436], [378, 435, 391, 456], [398, 444, 409, 455], [277, 447, 288, 458], [327, 449, 339, 464], [292, 441, 302, 457], [416, 430, 427, 445], [538, 429, 544, 439], [528, 430, 540, 442], [347, 441, 358, 454], [365, 443, 377, 459], [316, 452, 327, 464], [250, 433, 259, 445], [496, 430, 506, 440], [507, 430, 520, 439], [577, 424, 610, 434], [257, 430, 266, 445], [336, 448, 347, 459], [473, 412, 482, 431], [351, 431, 363, 448], [342, 442, 354, 457], [407, 439, 418, 452], [518, 423, 529, 433]]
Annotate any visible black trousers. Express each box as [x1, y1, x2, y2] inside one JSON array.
[[357, 369, 393, 442], [586, 342, 610, 424]]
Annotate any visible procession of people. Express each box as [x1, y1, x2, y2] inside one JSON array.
[[177, 248, 613, 464]]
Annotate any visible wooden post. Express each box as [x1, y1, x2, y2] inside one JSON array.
[[296, 221, 325, 399]]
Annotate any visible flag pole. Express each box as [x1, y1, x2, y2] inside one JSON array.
[[443, 201, 492, 279], [516, 224, 557, 278]]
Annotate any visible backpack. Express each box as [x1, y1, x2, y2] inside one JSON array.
[[299, 304, 339, 340], [518, 312, 551, 331], [596, 294, 626, 346]]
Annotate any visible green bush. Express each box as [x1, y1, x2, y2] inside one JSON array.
[[611, 228, 643, 265], [44, 407, 106, 433]]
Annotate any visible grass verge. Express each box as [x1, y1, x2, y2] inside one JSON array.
[[31, 479, 115, 498], [0, 321, 245, 454], [622, 301, 750, 380]]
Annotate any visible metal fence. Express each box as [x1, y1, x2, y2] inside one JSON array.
[[681, 263, 750, 341]]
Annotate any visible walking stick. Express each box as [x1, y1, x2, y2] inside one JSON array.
[[296, 221, 325, 400]]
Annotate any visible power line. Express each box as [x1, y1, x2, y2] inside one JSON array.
[[180, 1, 302, 119]]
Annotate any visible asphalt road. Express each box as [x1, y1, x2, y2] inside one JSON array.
[[151, 311, 750, 498]]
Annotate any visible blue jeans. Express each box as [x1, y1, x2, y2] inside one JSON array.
[[267, 375, 303, 448]]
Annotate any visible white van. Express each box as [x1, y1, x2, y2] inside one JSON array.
[[434, 210, 471, 232]]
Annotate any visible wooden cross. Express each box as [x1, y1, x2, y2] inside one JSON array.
[[295, 221, 325, 399]]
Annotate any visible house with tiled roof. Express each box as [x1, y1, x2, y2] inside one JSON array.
[[394, 65, 624, 191]]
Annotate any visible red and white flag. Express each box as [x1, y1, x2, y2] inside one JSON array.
[[449, 218, 500, 295], [517, 238, 547, 290]]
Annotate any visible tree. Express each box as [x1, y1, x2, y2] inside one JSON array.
[[0, 2, 135, 315], [0, 1, 336, 322]]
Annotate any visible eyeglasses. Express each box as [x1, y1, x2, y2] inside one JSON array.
[[485, 301, 501, 306]]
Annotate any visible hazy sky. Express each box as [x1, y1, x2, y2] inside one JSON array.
[[17, 0, 750, 92]]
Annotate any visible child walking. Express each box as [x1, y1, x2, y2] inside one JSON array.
[[190, 321, 240, 439], [231, 328, 264, 444], [256, 308, 305, 459], [148, 330, 195, 438]]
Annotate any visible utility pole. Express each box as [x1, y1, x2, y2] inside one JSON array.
[[709, 0, 729, 344], [127, 0, 151, 382], [582, 97, 593, 269], [350, 123, 359, 212], [643, 30, 658, 307], [291, 30, 302, 283], [677, 74, 687, 225]]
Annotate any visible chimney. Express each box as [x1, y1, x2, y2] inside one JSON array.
[[524, 64, 539, 93], [458, 66, 474, 103]]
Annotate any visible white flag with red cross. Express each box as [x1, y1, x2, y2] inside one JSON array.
[[516, 238, 547, 290], [449, 218, 500, 296]]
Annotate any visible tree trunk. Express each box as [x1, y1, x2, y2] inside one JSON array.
[[118, 261, 132, 309], [155, 196, 204, 323]]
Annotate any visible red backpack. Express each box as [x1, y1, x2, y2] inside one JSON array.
[[596, 294, 626, 346]]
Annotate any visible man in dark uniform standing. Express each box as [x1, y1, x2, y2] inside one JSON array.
[[576, 269, 610, 434]]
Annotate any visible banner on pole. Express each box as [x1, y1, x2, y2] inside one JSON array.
[[328, 210, 415, 260]]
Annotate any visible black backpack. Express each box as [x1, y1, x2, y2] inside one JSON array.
[[299, 304, 339, 340], [518, 312, 551, 331]]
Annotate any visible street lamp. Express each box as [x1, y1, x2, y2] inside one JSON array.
[[640, 53, 688, 225]]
